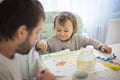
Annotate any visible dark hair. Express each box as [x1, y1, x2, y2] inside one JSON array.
[[0, 0, 45, 40], [54, 11, 77, 33]]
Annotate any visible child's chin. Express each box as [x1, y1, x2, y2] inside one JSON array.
[[60, 38, 69, 42]]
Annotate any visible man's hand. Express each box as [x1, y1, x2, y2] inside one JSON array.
[[36, 69, 56, 80]]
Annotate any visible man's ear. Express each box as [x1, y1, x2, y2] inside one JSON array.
[[15, 25, 27, 39]]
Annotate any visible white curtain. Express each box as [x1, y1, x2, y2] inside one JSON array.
[[39, 0, 119, 43]]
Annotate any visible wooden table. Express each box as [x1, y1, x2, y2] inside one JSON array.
[[55, 43, 120, 80]]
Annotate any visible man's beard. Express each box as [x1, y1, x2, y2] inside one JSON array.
[[16, 35, 32, 55]]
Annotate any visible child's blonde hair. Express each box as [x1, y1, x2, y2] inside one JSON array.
[[54, 11, 77, 33]]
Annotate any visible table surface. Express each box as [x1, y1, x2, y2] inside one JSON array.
[[41, 44, 120, 80]]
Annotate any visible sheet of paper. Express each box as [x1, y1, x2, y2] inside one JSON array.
[[41, 49, 110, 76]]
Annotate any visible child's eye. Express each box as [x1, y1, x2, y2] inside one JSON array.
[[65, 30, 69, 32], [57, 30, 61, 32]]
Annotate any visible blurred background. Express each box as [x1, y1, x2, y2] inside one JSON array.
[[39, 0, 120, 44]]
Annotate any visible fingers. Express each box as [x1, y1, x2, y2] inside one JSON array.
[[36, 70, 42, 80], [36, 70, 46, 80], [100, 46, 112, 53], [42, 70, 56, 80], [36, 40, 48, 53], [101, 46, 105, 52], [36, 69, 56, 80], [105, 47, 112, 53]]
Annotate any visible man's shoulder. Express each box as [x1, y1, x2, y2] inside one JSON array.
[[0, 63, 8, 71], [0, 54, 6, 65], [0, 64, 12, 80], [0, 61, 11, 78], [0, 55, 9, 71]]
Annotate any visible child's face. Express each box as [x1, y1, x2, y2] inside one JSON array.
[[55, 19, 74, 41]]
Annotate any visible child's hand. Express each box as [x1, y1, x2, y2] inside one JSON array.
[[100, 45, 112, 53], [35, 40, 48, 53]]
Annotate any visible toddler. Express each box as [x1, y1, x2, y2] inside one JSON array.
[[36, 11, 112, 53]]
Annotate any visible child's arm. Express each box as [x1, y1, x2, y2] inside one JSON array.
[[80, 35, 112, 53], [35, 40, 48, 53], [99, 45, 112, 53]]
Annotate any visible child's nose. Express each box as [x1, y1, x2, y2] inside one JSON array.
[[60, 32, 65, 36]]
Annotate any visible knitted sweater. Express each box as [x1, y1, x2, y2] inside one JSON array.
[[47, 34, 103, 53]]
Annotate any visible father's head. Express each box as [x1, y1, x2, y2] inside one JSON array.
[[0, 0, 45, 55]]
